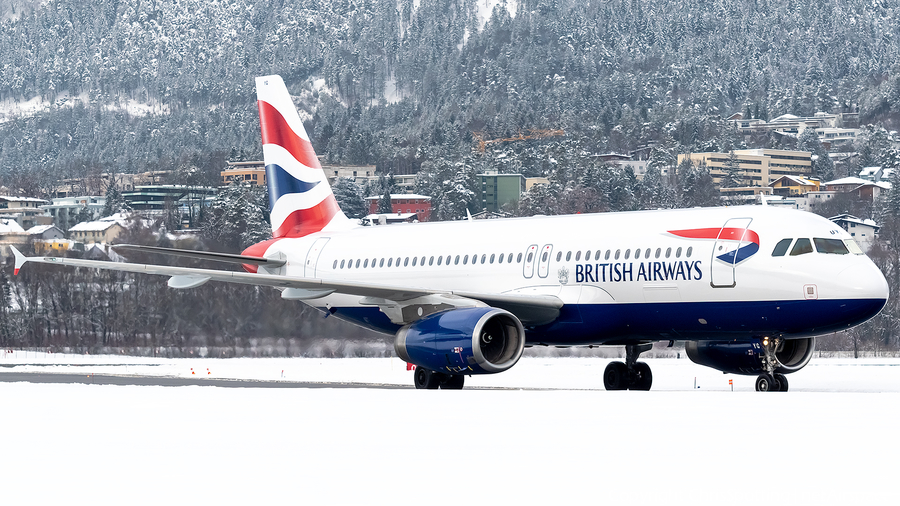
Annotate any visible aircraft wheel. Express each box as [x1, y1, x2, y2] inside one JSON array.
[[603, 361, 629, 390], [441, 375, 465, 389], [631, 362, 653, 391], [755, 373, 775, 392], [414, 367, 441, 389], [774, 373, 789, 392]]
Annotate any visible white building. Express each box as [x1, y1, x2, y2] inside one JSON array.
[[830, 214, 879, 252]]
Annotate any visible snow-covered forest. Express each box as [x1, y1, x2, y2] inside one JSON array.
[[3, 0, 900, 354]]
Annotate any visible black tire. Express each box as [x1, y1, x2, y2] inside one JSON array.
[[441, 375, 465, 389], [755, 373, 775, 392], [603, 361, 628, 390], [774, 373, 789, 392], [631, 362, 653, 391], [414, 367, 441, 389]]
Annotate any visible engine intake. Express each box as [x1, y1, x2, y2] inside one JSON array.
[[395, 307, 526, 375], [685, 337, 815, 375]]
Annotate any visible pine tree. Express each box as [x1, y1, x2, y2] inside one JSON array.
[[721, 151, 744, 188]]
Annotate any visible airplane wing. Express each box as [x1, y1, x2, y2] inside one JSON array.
[[9, 246, 562, 325]]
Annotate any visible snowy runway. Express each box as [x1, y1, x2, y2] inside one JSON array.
[[1, 356, 898, 505]]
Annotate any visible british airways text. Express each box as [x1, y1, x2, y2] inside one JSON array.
[[575, 261, 703, 283]]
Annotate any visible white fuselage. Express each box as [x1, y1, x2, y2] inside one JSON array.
[[260, 206, 888, 344]]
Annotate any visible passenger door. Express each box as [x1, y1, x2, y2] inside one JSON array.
[[522, 244, 538, 279], [537, 244, 553, 278], [304, 237, 330, 278], [710, 218, 753, 288]]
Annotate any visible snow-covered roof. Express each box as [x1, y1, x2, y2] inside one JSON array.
[[770, 175, 817, 186], [771, 114, 799, 122], [69, 220, 120, 232], [825, 177, 870, 186], [0, 219, 24, 233], [0, 195, 48, 204], [859, 166, 881, 176], [830, 215, 879, 229], [26, 225, 59, 235]]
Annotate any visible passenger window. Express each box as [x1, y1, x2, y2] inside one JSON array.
[[676, 247, 682, 258], [412, 257, 417, 267], [605, 250, 611, 260], [566, 251, 572, 261], [655, 248, 661, 259], [790, 238, 813, 256], [498, 254, 504, 264], [396, 257, 401, 266], [437, 256, 442, 266], [463, 255, 469, 265], [340, 260, 345, 268], [481, 254, 487, 264], [665, 247, 671, 258], [404, 257, 410, 266], [508, 253, 513, 263], [380, 258, 385, 267], [517, 253, 522, 263], [388, 258, 393, 267], [814, 238, 850, 255], [355, 259, 360, 268], [624, 249, 631, 260], [576, 251, 581, 261], [429, 256, 434, 266], [586, 250, 592, 261], [686, 247, 692, 258], [772, 238, 793, 257], [490, 254, 495, 264], [454, 255, 460, 265], [645, 248, 650, 258], [446, 255, 452, 264], [364, 259, 369, 268], [333, 260, 337, 269], [635, 249, 641, 259], [527, 252, 533, 262], [615, 249, 620, 260]]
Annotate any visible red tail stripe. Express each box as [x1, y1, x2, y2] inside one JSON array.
[[273, 195, 340, 238], [257, 100, 321, 169], [669, 227, 760, 244]]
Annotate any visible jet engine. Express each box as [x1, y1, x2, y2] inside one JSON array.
[[685, 337, 815, 375], [394, 307, 526, 375]]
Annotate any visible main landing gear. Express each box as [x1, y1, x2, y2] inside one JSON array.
[[603, 343, 653, 391], [755, 337, 789, 392], [414, 367, 465, 390]]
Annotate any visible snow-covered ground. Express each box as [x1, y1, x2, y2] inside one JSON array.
[[1, 354, 898, 505]]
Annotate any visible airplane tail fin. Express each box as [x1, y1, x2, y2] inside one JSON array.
[[255, 75, 351, 238]]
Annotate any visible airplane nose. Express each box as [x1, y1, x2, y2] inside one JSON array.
[[836, 260, 889, 305]]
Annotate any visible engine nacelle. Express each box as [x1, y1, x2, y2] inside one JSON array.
[[394, 307, 526, 375], [685, 337, 815, 375]]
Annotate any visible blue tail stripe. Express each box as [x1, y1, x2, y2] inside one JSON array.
[[266, 163, 320, 210]]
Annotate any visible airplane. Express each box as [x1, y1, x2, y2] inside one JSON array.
[[10, 75, 889, 391]]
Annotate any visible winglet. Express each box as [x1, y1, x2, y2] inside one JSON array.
[[466, 209, 473, 222], [9, 246, 27, 275]]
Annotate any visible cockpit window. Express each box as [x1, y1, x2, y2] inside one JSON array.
[[844, 239, 864, 255], [789, 238, 813, 256], [772, 238, 793, 257], [814, 238, 850, 255]]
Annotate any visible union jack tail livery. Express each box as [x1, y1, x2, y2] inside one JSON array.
[[256, 75, 351, 238]]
